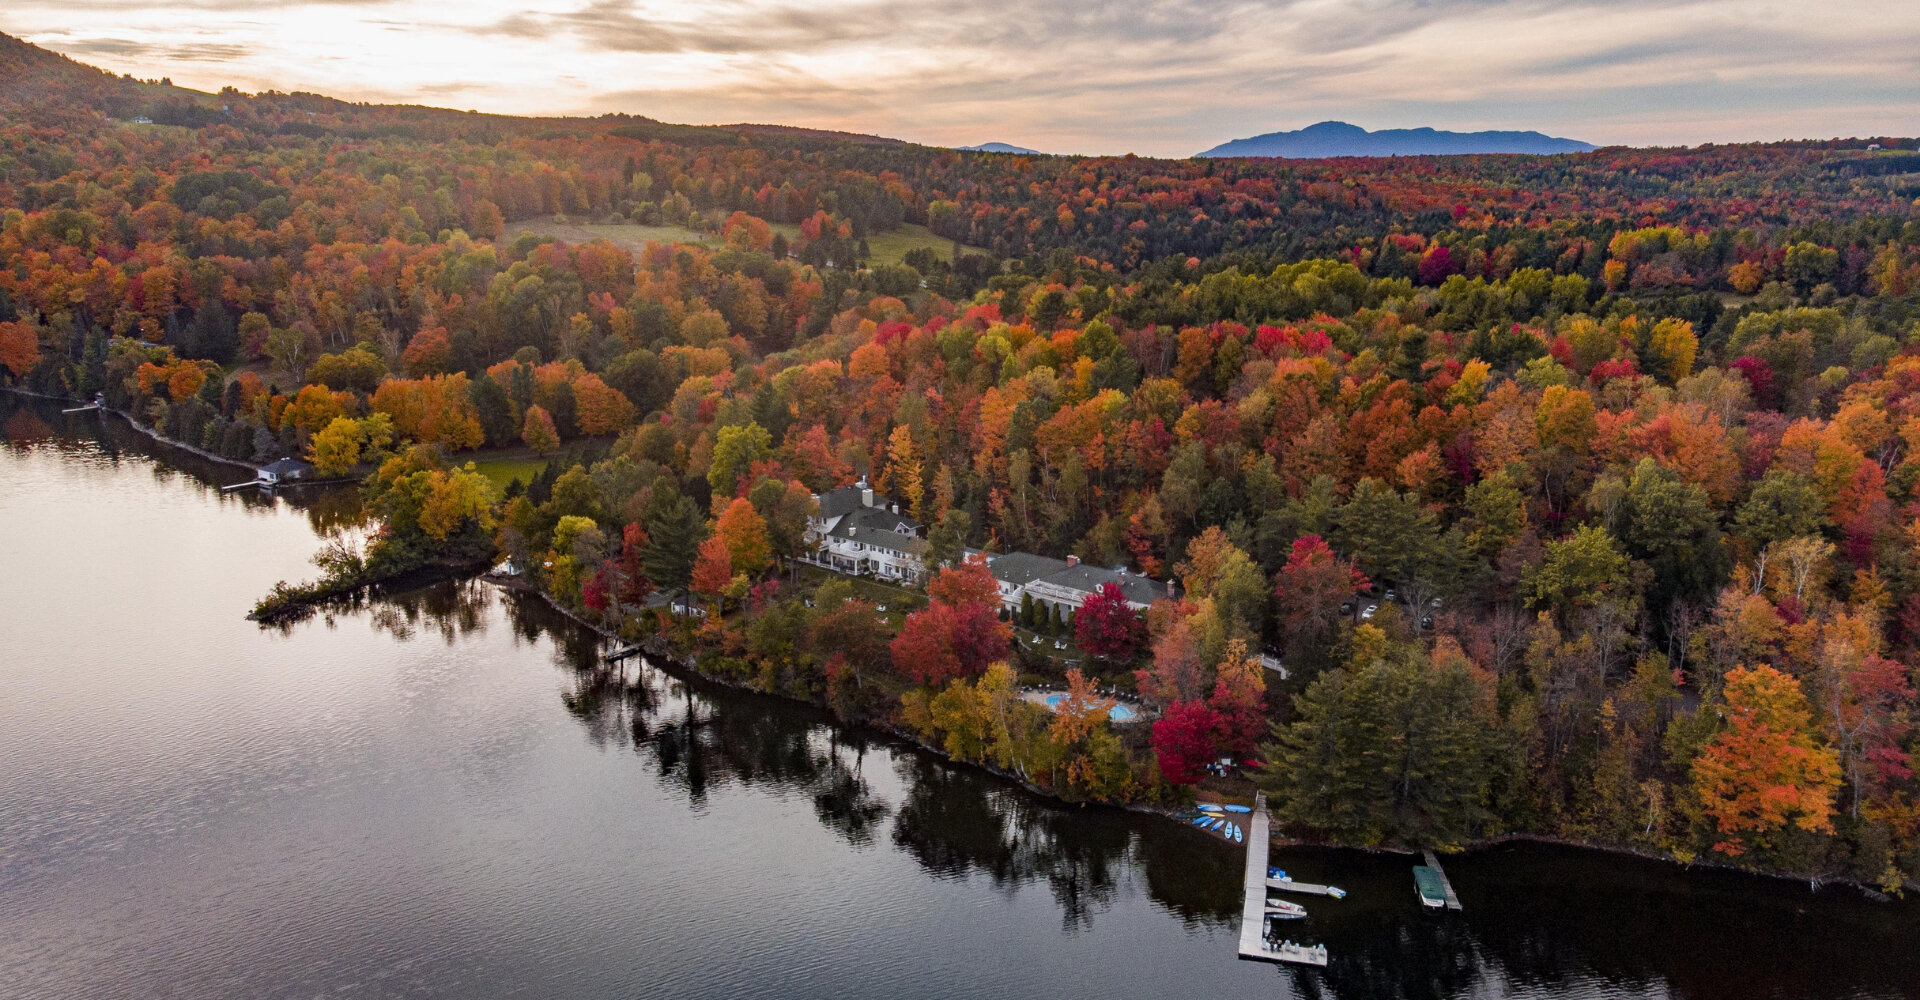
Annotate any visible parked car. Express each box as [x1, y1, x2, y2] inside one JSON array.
[[1361, 603, 1379, 620]]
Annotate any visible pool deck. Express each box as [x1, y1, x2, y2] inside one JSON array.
[[1017, 687, 1150, 723]]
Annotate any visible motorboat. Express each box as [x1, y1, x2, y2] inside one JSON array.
[[1264, 899, 1307, 919]]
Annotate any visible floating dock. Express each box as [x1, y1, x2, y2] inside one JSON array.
[[1236, 792, 1329, 967], [1417, 848, 1463, 911], [1266, 877, 1341, 896]]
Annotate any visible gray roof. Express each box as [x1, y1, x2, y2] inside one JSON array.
[[829, 505, 922, 538], [828, 506, 926, 555], [260, 457, 313, 477], [847, 527, 929, 557], [985, 552, 1070, 588], [1034, 564, 1172, 606], [817, 484, 873, 520]]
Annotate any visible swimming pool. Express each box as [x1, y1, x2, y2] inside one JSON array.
[[1043, 692, 1136, 722]]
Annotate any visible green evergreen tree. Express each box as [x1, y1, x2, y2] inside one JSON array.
[[1260, 643, 1496, 845]]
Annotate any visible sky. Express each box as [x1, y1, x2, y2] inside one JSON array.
[[4, 0, 1918, 158]]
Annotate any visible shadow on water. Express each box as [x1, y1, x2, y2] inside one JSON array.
[[378, 577, 1920, 1000], [19, 387, 1919, 1000], [1, 394, 366, 535]]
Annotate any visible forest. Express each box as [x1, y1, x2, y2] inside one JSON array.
[[5, 31, 1920, 888]]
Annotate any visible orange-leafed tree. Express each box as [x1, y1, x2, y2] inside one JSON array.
[[714, 496, 772, 577], [1693, 664, 1842, 856], [690, 534, 737, 607], [401, 324, 453, 376], [0, 320, 40, 377], [572, 372, 636, 436]]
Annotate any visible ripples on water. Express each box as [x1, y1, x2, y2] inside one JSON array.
[[4, 396, 1918, 1000]]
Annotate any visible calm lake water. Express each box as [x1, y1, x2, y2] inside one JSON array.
[[4, 394, 1918, 1000]]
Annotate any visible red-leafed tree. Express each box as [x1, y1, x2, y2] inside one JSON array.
[[891, 555, 1010, 686], [1076, 582, 1143, 663], [617, 521, 656, 606], [1208, 640, 1267, 757], [581, 566, 611, 614], [1274, 534, 1369, 648], [1152, 701, 1223, 785], [928, 553, 1001, 610], [891, 602, 969, 686]]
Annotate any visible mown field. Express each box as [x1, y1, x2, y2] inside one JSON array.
[[509, 217, 989, 267]]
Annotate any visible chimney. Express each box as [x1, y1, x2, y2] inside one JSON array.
[[859, 476, 874, 508], [1065, 554, 1079, 567], [1166, 578, 1175, 596]]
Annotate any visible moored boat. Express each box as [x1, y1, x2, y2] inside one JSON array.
[[1264, 899, 1307, 919]]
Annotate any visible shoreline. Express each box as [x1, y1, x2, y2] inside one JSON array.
[[10, 386, 1906, 901], [4, 385, 263, 474], [490, 572, 1913, 901]]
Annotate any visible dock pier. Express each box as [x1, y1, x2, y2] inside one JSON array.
[[1236, 792, 1328, 967], [1265, 877, 1340, 896], [1419, 848, 1463, 911]]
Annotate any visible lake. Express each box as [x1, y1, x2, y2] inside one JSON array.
[[3, 394, 1917, 1000]]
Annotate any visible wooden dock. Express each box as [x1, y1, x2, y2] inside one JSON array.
[[1236, 792, 1328, 967], [1266, 877, 1339, 896], [1421, 848, 1463, 911]]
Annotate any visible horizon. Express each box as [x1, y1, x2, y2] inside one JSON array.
[[4, 1, 1917, 158]]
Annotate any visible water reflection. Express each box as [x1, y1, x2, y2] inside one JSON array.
[[0, 394, 366, 535], [418, 578, 1920, 1000], [13, 389, 1919, 1000]]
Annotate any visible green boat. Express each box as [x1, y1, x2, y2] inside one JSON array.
[[1412, 866, 1448, 909]]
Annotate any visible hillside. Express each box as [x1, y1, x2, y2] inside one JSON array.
[[1197, 120, 1597, 158], [3, 29, 1920, 884], [958, 142, 1043, 154]]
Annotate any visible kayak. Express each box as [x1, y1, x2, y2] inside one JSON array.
[[1224, 805, 1252, 813], [1191, 817, 1211, 827], [1196, 802, 1224, 812], [1232, 825, 1244, 843]]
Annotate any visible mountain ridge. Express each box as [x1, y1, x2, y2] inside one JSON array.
[[1197, 120, 1596, 158]]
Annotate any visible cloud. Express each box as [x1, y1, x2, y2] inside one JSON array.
[[6, 0, 1920, 156]]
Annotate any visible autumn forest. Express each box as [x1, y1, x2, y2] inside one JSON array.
[[6, 31, 1920, 890]]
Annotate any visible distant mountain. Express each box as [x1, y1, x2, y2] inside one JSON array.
[[1196, 121, 1595, 158], [959, 142, 1042, 155]]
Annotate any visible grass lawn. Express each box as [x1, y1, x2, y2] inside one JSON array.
[[469, 455, 549, 494], [505, 216, 714, 254], [768, 222, 992, 267], [510, 216, 989, 269]]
